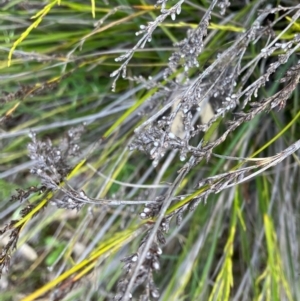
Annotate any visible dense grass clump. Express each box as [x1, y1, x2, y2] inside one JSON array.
[[1, 1, 300, 300]]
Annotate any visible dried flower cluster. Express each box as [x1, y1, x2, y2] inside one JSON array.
[[110, 3, 300, 300], [28, 125, 84, 187], [0, 125, 85, 277], [115, 245, 161, 300], [1, 1, 300, 300]]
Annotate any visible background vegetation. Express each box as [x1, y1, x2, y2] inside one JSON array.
[[0, 0, 300, 300]]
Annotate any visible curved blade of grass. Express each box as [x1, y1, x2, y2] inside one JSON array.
[[91, 0, 96, 18], [20, 224, 147, 301], [207, 189, 238, 301], [103, 86, 158, 138], [8, 0, 59, 66]]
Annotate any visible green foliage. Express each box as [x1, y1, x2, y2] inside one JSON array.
[[1, 1, 300, 301]]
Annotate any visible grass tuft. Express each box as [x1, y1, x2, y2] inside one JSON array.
[[1, 1, 300, 301]]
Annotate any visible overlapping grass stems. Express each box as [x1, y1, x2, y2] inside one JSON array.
[[0, 0, 300, 300]]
